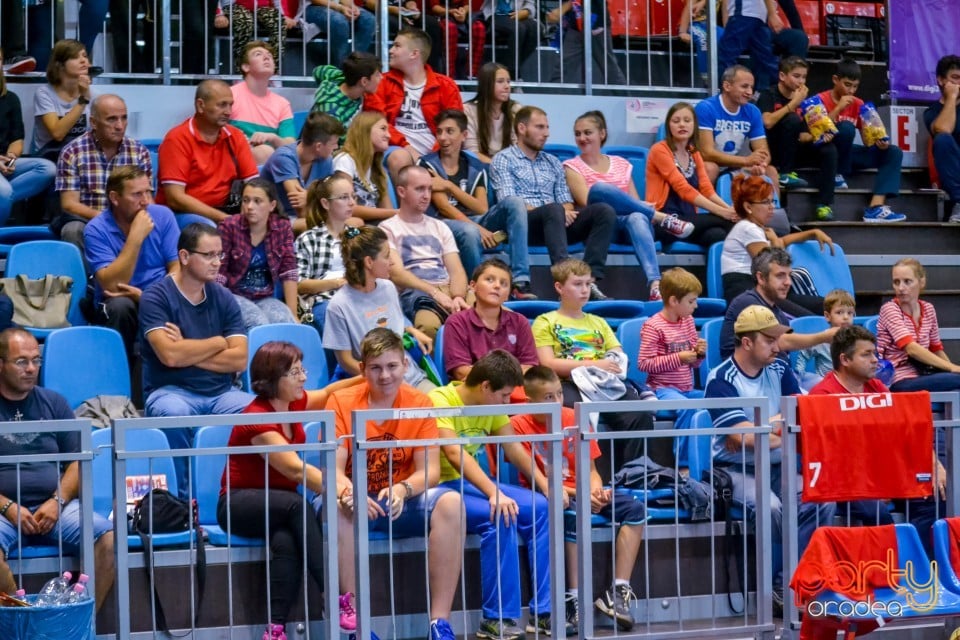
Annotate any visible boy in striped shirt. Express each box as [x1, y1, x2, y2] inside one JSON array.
[[638, 267, 706, 432]]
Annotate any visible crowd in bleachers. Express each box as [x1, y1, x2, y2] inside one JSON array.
[[2, 7, 960, 638]]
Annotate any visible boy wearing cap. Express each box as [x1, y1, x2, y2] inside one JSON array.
[[703, 304, 836, 616]]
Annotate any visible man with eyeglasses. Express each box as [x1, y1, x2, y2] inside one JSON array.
[[83, 166, 180, 375], [0, 327, 115, 612], [139, 223, 253, 496]]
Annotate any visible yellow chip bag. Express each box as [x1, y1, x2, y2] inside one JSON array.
[[801, 96, 839, 145], [860, 102, 889, 147]]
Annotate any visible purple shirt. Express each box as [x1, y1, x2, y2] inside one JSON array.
[[443, 307, 538, 376]]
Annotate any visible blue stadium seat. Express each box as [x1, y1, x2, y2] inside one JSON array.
[[245, 323, 329, 392], [543, 143, 578, 162], [680, 410, 713, 482], [604, 146, 648, 195], [644, 297, 726, 329], [293, 110, 309, 138], [854, 315, 878, 327], [503, 300, 559, 322], [616, 317, 649, 387], [5, 240, 88, 338], [706, 242, 724, 300], [433, 324, 449, 385], [655, 123, 667, 142], [42, 326, 130, 409], [664, 241, 706, 255], [933, 518, 960, 595], [789, 316, 829, 334], [193, 426, 265, 547], [139, 138, 162, 152], [583, 300, 647, 330], [0, 226, 55, 258], [863, 316, 879, 336], [787, 241, 855, 296], [716, 173, 732, 204], [701, 318, 724, 374]]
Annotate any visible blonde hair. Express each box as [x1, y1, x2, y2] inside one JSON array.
[[893, 257, 926, 283], [550, 258, 591, 284], [339, 111, 388, 203], [823, 289, 856, 313], [304, 173, 353, 230], [660, 267, 703, 303]]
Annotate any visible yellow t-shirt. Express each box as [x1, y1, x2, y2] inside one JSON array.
[[428, 382, 510, 483], [532, 310, 620, 361]]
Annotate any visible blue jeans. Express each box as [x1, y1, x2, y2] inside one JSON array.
[[688, 21, 724, 76], [441, 196, 530, 282], [717, 15, 778, 90], [891, 372, 960, 393], [0, 157, 56, 225], [304, 4, 376, 66], [145, 385, 254, 498], [28, 0, 110, 67], [932, 132, 960, 201], [0, 499, 112, 557], [833, 121, 904, 197], [440, 480, 551, 619], [724, 463, 836, 589], [233, 294, 296, 331], [586, 182, 660, 283]]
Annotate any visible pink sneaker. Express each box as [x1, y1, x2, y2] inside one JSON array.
[[648, 282, 662, 302], [659, 214, 694, 239], [263, 623, 287, 640], [340, 592, 357, 631]]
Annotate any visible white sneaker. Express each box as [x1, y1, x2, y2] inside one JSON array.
[[949, 202, 960, 223]]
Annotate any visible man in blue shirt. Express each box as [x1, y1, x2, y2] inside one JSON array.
[[704, 304, 835, 614], [139, 224, 252, 495], [925, 54, 960, 223], [84, 166, 180, 364], [259, 112, 343, 232]]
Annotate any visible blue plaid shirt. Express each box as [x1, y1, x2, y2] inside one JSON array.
[[490, 144, 573, 208], [56, 132, 152, 212]]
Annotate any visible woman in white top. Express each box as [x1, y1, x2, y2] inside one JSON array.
[[721, 173, 832, 314], [33, 39, 91, 160], [563, 110, 693, 301], [463, 63, 522, 163], [331, 111, 397, 221]]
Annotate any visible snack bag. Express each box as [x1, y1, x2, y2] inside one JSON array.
[[860, 102, 890, 146], [801, 96, 838, 145]]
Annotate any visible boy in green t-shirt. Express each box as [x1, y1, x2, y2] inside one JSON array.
[[311, 51, 382, 132]]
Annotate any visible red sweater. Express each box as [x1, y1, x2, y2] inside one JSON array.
[[364, 66, 464, 149]]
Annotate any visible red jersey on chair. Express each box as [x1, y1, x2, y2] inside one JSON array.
[[798, 391, 934, 502]]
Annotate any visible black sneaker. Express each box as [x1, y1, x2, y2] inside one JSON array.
[[772, 588, 784, 619], [477, 618, 525, 640], [564, 593, 579, 631], [588, 283, 609, 302], [511, 281, 538, 301], [525, 613, 574, 637], [594, 584, 636, 631]]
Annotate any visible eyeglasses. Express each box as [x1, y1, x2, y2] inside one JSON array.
[[328, 194, 356, 202], [284, 367, 308, 378], [4, 357, 42, 369], [189, 250, 226, 261], [750, 199, 776, 206]]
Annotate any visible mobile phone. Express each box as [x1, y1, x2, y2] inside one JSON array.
[[3, 157, 14, 171]]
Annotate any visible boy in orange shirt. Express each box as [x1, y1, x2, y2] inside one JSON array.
[[511, 366, 645, 633], [326, 327, 464, 640]]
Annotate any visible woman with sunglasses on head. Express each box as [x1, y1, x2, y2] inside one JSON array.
[[218, 178, 298, 330], [721, 173, 832, 311], [219, 340, 360, 640]]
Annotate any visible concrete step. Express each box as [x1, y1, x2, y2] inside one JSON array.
[[794, 167, 932, 192], [796, 222, 960, 253], [783, 189, 944, 222]]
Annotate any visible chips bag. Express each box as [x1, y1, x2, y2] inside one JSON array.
[[801, 96, 838, 145], [860, 102, 890, 146]]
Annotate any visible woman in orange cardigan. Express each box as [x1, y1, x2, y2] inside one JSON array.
[[645, 102, 738, 249]]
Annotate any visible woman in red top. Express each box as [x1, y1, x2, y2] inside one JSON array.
[[645, 101, 737, 249], [217, 341, 356, 640]]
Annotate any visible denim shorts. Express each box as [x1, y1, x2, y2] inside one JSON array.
[[314, 486, 455, 538], [0, 499, 113, 557]]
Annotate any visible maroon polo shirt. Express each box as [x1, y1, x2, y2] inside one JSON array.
[[443, 307, 538, 376]]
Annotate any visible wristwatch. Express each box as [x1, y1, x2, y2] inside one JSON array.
[[78, 96, 90, 106], [51, 493, 66, 508], [401, 480, 414, 499]]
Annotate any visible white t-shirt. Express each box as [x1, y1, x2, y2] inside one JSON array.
[[721, 219, 767, 276], [380, 214, 458, 286], [332, 153, 381, 208], [394, 82, 436, 155]]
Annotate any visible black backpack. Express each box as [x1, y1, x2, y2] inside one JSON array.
[[131, 489, 206, 635]]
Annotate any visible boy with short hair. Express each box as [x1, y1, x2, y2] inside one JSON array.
[[428, 350, 558, 639], [311, 51, 383, 131], [794, 288, 856, 387], [638, 267, 706, 431], [326, 327, 463, 640], [757, 56, 840, 221], [418, 110, 535, 299], [511, 366, 644, 632], [818, 58, 908, 223], [532, 259, 663, 473]]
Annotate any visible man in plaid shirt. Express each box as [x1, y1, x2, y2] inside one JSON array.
[[55, 94, 152, 254]]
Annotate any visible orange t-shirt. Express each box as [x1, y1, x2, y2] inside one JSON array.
[[326, 381, 438, 493], [509, 406, 601, 490]]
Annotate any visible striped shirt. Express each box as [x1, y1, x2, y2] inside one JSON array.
[[562, 154, 634, 191], [638, 312, 702, 392], [876, 299, 944, 385], [55, 132, 152, 211], [312, 65, 362, 131]]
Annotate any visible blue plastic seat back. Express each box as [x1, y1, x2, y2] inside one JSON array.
[[193, 425, 234, 527], [293, 110, 309, 138], [6, 240, 89, 330], [896, 523, 933, 585], [854, 315, 878, 327], [655, 123, 667, 142], [543, 143, 578, 162], [706, 242, 724, 300], [789, 316, 829, 334], [246, 323, 330, 391], [583, 300, 647, 331], [716, 173, 732, 204], [617, 317, 648, 386], [604, 145, 648, 196], [864, 316, 879, 336], [701, 318, 724, 374], [682, 410, 714, 482], [933, 519, 960, 595], [91, 428, 115, 518], [503, 300, 559, 322], [787, 240, 855, 296], [42, 326, 131, 409], [433, 324, 449, 384]]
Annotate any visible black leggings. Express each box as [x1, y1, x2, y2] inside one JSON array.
[[217, 489, 325, 625]]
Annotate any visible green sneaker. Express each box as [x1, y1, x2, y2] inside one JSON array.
[[477, 618, 525, 640], [525, 613, 575, 637], [815, 205, 834, 221]]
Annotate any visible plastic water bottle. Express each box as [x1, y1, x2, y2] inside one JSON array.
[[58, 583, 86, 605], [35, 571, 72, 606], [14, 589, 26, 604]]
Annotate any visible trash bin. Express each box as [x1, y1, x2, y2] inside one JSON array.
[[0, 595, 94, 640]]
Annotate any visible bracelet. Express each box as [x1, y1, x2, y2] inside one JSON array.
[[401, 480, 414, 499], [0, 501, 13, 516], [51, 494, 66, 508]]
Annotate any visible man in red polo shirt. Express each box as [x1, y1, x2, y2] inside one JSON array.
[[157, 79, 259, 228], [809, 325, 889, 395]]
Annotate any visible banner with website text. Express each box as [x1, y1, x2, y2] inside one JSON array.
[[889, 0, 960, 102]]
